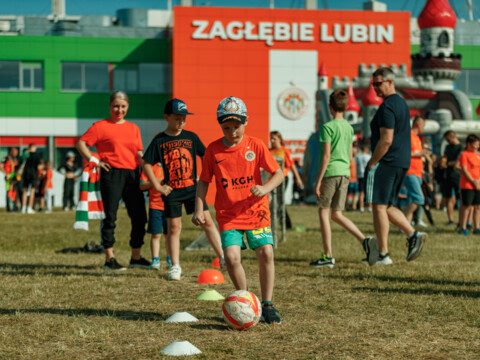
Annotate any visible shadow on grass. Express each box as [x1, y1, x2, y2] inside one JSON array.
[[353, 286, 480, 298], [0, 308, 165, 321], [0, 263, 160, 278]]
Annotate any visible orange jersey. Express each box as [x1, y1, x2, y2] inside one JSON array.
[[349, 160, 357, 183], [407, 131, 423, 178], [80, 119, 143, 170], [140, 163, 165, 210], [45, 169, 53, 189], [269, 146, 293, 177], [459, 150, 480, 190], [201, 134, 280, 232]]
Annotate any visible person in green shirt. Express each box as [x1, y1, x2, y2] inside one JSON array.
[[309, 90, 373, 268]]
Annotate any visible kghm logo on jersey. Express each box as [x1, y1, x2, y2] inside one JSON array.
[[245, 150, 255, 161], [277, 85, 310, 120]]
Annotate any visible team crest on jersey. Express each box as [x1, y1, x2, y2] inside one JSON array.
[[245, 150, 255, 161]]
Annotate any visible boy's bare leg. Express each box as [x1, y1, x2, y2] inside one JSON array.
[[331, 210, 365, 243], [224, 245, 246, 290], [104, 247, 114, 260], [319, 208, 332, 257], [473, 205, 480, 229], [405, 202, 419, 223], [200, 210, 224, 258], [255, 244, 274, 302], [168, 217, 182, 265], [447, 196, 456, 223], [150, 234, 161, 259]]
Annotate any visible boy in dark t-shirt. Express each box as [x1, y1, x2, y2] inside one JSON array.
[[143, 98, 224, 281], [443, 130, 462, 226]]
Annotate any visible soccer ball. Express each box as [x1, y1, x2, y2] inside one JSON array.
[[222, 290, 262, 330]]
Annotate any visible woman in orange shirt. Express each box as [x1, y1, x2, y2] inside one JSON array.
[[269, 131, 303, 229], [76, 90, 148, 271]]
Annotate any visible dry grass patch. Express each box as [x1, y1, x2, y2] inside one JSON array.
[[0, 206, 479, 359]]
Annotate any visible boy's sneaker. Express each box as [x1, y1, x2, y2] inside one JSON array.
[[406, 231, 427, 262], [103, 258, 127, 271], [27, 207, 35, 214], [166, 256, 172, 269], [447, 221, 455, 227], [309, 253, 335, 268], [363, 236, 379, 266], [149, 259, 160, 270], [473, 229, 480, 235], [457, 228, 470, 236], [168, 264, 182, 280], [129, 257, 151, 269], [375, 253, 393, 265], [467, 222, 473, 230], [261, 304, 281, 325]]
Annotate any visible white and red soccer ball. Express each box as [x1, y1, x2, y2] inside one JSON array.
[[222, 290, 261, 330]]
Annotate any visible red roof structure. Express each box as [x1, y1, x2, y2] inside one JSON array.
[[318, 61, 327, 77], [346, 85, 360, 113], [418, 0, 457, 29], [362, 83, 383, 106]]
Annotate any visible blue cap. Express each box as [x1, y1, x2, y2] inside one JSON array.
[[164, 98, 194, 115]]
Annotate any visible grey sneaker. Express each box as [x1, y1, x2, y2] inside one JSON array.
[[363, 237, 379, 266], [168, 264, 182, 280], [406, 231, 427, 261]]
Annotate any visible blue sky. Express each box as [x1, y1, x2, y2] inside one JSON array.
[[0, 0, 476, 20]]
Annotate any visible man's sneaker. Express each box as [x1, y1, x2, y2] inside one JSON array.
[[103, 258, 127, 271], [166, 256, 172, 269], [458, 228, 470, 236], [168, 264, 182, 280], [149, 258, 160, 270], [261, 304, 281, 325], [309, 253, 335, 268], [406, 231, 427, 262], [375, 253, 393, 265], [128, 257, 151, 269], [363, 236, 379, 266]]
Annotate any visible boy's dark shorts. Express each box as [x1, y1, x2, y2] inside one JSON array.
[[164, 187, 208, 218], [460, 189, 480, 206], [147, 208, 168, 235]]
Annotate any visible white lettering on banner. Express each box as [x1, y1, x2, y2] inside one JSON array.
[[191, 20, 395, 46]]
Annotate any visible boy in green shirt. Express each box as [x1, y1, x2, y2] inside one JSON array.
[[310, 90, 373, 268]]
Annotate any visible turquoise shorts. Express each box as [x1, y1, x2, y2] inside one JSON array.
[[221, 227, 274, 250]]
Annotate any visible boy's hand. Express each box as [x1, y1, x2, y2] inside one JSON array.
[[155, 183, 173, 196], [250, 185, 268, 197], [314, 183, 322, 197], [192, 211, 205, 226]]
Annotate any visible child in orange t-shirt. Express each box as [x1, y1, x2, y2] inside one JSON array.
[[458, 134, 480, 235], [140, 163, 171, 269], [41, 160, 54, 213], [193, 97, 284, 325], [269, 131, 303, 228]]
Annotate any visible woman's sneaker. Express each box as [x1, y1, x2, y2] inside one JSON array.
[[128, 257, 151, 269], [168, 264, 182, 280], [103, 258, 127, 271], [261, 304, 281, 325], [149, 259, 160, 270]]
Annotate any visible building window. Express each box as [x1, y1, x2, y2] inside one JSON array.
[[61, 62, 109, 92], [113, 66, 138, 93], [438, 31, 450, 48], [0, 61, 44, 91], [112, 63, 171, 94], [455, 69, 480, 97]]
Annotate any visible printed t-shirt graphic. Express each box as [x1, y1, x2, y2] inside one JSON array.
[[200, 134, 280, 232], [80, 119, 143, 170], [140, 163, 165, 210], [459, 150, 480, 190], [143, 130, 206, 190]]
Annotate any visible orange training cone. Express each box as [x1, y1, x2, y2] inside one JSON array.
[[197, 269, 225, 284]]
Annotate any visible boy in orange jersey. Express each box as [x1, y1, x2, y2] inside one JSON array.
[[457, 134, 480, 235], [193, 96, 284, 325], [139, 162, 170, 269]]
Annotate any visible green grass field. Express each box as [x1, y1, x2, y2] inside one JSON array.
[[1, 206, 479, 359]]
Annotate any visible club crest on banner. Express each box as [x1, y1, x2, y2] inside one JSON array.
[[277, 86, 310, 120]]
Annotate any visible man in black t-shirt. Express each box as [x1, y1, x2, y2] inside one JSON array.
[[20, 144, 41, 214], [443, 130, 462, 226], [364, 67, 427, 266]]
